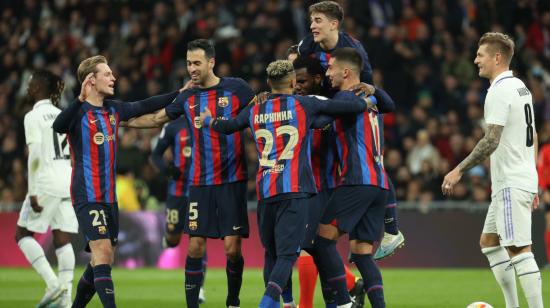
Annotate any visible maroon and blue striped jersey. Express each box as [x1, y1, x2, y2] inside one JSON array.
[[165, 77, 254, 187], [310, 127, 338, 191], [332, 91, 389, 188], [52, 92, 178, 206], [207, 94, 368, 200], [298, 32, 373, 84], [152, 117, 192, 197]]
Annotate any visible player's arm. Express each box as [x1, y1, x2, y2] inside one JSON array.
[[201, 105, 250, 134], [120, 109, 170, 128], [117, 91, 179, 122], [23, 114, 43, 213], [355, 41, 374, 84], [311, 94, 370, 116], [442, 124, 504, 196], [311, 115, 335, 129], [150, 125, 172, 174]]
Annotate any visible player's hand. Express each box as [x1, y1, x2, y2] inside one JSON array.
[[251, 91, 270, 105], [167, 163, 182, 180], [199, 107, 212, 126], [351, 82, 375, 97], [441, 167, 463, 196], [179, 80, 196, 92], [532, 194, 539, 211], [29, 195, 43, 213], [78, 73, 94, 102]]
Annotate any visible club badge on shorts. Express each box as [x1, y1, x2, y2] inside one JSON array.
[[189, 221, 198, 231]]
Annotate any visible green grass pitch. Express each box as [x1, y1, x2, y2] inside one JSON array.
[[0, 267, 548, 307]]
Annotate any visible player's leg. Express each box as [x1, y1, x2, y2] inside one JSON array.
[[258, 199, 278, 307], [50, 196, 79, 308], [281, 276, 295, 308], [184, 186, 214, 308], [163, 195, 186, 248], [297, 250, 317, 308], [481, 189, 519, 308], [349, 187, 388, 308], [15, 196, 64, 307], [501, 188, 543, 308], [261, 198, 307, 308], [343, 263, 365, 308], [314, 186, 368, 307], [199, 253, 208, 304], [218, 181, 249, 308], [543, 189, 550, 268], [374, 179, 405, 260]]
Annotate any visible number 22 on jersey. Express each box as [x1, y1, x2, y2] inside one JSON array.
[[255, 125, 298, 167]]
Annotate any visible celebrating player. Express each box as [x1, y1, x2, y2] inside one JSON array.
[[442, 32, 543, 308], [15, 70, 77, 308], [200, 59, 373, 308], [52, 55, 179, 308]]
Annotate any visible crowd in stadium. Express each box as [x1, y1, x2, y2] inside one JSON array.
[[1, 0, 549, 211]]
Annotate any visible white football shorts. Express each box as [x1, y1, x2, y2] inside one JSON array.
[[482, 187, 535, 247], [17, 194, 78, 234]]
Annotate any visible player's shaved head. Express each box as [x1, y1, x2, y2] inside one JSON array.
[[266, 60, 295, 90], [331, 47, 362, 74], [188, 39, 216, 59], [77, 55, 107, 84]]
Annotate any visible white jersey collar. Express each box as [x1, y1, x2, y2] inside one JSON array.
[[490, 70, 513, 88], [33, 99, 52, 109]]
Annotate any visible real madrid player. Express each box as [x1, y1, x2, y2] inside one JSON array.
[[53, 55, 179, 308], [15, 70, 77, 308], [443, 32, 543, 308]]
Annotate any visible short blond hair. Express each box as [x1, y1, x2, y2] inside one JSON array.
[[77, 55, 108, 84], [478, 32, 515, 64]]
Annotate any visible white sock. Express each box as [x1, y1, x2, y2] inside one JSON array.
[[55, 243, 75, 297], [482, 246, 518, 308], [18, 236, 59, 289], [511, 252, 543, 308]]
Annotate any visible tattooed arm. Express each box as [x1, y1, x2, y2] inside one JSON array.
[[457, 124, 504, 172], [442, 124, 503, 196]]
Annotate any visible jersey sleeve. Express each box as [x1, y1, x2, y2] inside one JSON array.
[[52, 98, 81, 133], [297, 35, 314, 56], [356, 43, 374, 84], [151, 124, 173, 174], [116, 91, 179, 121], [484, 87, 510, 126], [233, 78, 255, 110], [303, 93, 367, 116], [373, 88, 395, 113], [209, 104, 251, 134], [165, 91, 190, 120], [311, 115, 335, 129], [24, 112, 41, 145]]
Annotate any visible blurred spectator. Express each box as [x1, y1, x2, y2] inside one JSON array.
[[1, 0, 549, 210]]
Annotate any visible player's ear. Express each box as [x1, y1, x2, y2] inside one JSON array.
[[208, 57, 215, 70]]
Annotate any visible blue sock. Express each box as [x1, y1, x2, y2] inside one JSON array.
[[384, 205, 398, 235], [185, 256, 204, 308], [312, 236, 350, 305], [259, 294, 280, 308], [281, 276, 293, 303], [352, 253, 385, 308], [73, 263, 96, 308], [226, 255, 244, 307], [265, 255, 295, 300], [93, 264, 116, 308]]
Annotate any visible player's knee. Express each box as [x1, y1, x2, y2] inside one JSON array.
[[277, 253, 298, 264], [166, 234, 181, 248], [52, 231, 71, 248], [224, 246, 242, 261], [506, 245, 530, 257], [188, 237, 206, 258], [479, 233, 499, 249], [14, 227, 32, 243]]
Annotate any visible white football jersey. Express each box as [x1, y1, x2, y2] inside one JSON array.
[[484, 70, 538, 195], [24, 99, 71, 197]]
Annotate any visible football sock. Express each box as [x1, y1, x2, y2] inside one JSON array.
[[202, 254, 208, 287], [384, 204, 399, 235], [545, 231, 550, 264], [73, 263, 96, 308], [313, 236, 350, 305], [511, 252, 543, 308], [265, 255, 295, 300], [298, 255, 318, 308], [17, 236, 59, 289], [93, 264, 116, 308], [352, 253, 385, 308], [344, 265, 356, 291], [281, 275, 294, 304], [226, 255, 244, 307], [185, 256, 204, 308], [259, 294, 280, 308], [55, 243, 75, 299], [482, 246, 519, 308]]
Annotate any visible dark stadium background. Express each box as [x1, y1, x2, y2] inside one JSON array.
[[0, 0, 549, 268]]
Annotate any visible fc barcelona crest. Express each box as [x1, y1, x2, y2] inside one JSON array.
[[189, 221, 198, 231], [109, 115, 116, 125], [218, 97, 229, 107]]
